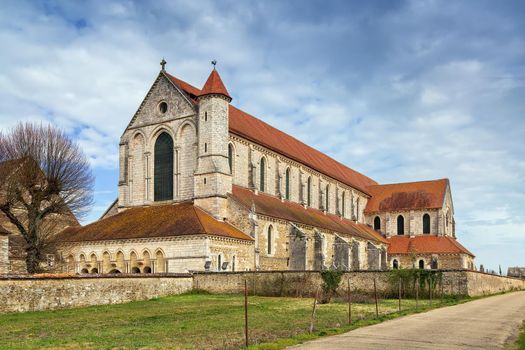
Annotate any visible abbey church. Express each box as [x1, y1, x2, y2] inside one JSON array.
[[32, 62, 474, 275]]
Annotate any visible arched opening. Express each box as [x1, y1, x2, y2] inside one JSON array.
[[259, 157, 266, 192], [66, 254, 74, 273], [423, 213, 431, 234], [80, 268, 89, 274], [143, 251, 151, 268], [130, 251, 138, 273], [109, 269, 121, 274], [393, 259, 399, 269], [217, 254, 223, 271], [90, 268, 99, 274], [374, 216, 381, 231], [116, 251, 125, 272], [267, 225, 273, 255], [397, 215, 405, 235], [102, 251, 111, 273], [325, 184, 330, 211], [431, 258, 438, 269], [285, 168, 290, 200], [156, 250, 166, 273], [307, 177, 312, 206], [154, 132, 174, 201], [228, 143, 234, 174], [418, 259, 425, 269], [143, 266, 152, 273]]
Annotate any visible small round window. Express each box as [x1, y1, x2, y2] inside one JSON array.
[[158, 102, 168, 114]]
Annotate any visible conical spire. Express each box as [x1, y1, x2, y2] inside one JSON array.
[[199, 68, 232, 101]]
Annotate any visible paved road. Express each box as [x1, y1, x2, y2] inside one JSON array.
[[289, 291, 525, 350]]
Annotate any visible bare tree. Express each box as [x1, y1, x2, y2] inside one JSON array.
[[0, 123, 94, 273]]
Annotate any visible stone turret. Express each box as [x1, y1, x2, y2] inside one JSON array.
[[193, 68, 233, 219]]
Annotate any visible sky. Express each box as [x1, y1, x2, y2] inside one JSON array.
[[0, 0, 524, 273]]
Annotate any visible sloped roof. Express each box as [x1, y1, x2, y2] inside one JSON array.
[[57, 202, 253, 243], [388, 235, 474, 257], [229, 185, 388, 244], [164, 72, 377, 195], [365, 179, 449, 213], [200, 69, 231, 99]]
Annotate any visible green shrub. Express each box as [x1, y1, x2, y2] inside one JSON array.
[[319, 269, 344, 303]]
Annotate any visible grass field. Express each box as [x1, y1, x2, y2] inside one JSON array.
[[0, 291, 466, 350]]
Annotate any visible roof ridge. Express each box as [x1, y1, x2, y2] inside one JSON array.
[[368, 178, 449, 188]]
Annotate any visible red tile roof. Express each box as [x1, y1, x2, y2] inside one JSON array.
[[387, 235, 474, 257], [165, 73, 377, 194], [365, 179, 449, 213], [230, 185, 388, 244], [199, 69, 231, 100], [57, 202, 253, 243]]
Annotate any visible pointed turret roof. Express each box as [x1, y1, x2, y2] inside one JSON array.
[[199, 69, 232, 100]]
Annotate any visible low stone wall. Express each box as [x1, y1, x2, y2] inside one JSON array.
[[1, 270, 523, 314], [193, 270, 524, 297], [466, 271, 525, 296], [0, 274, 193, 313]]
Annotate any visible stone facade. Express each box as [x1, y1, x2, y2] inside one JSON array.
[[60, 235, 253, 274], [388, 252, 474, 270]]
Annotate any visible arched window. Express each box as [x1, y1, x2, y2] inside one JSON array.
[[418, 259, 425, 269], [156, 250, 166, 273], [325, 184, 330, 211], [356, 198, 360, 221], [228, 143, 234, 174], [423, 213, 431, 234], [342, 191, 346, 217], [154, 132, 174, 201], [397, 215, 404, 235], [374, 216, 381, 231], [267, 225, 273, 255], [393, 259, 399, 269], [307, 177, 312, 206], [259, 157, 266, 192], [285, 168, 290, 200], [431, 258, 438, 269]]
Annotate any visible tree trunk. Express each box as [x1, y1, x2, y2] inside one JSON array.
[[25, 243, 42, 274]]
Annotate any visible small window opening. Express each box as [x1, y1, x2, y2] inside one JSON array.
[[159, 102, 168, 114], [204, 143, 207, 152], [205, 112, 208, 121]]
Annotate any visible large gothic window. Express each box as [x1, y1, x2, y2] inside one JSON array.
[[285, 168, 290, 200], [228, 144, 234, 174], [423, 213, 431, 234], [397, 215, 404, 235], [374, 216, 381, 231], [154, 132, 174, 201], [259, 157, 266, 192]]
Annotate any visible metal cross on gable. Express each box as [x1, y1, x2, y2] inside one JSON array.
[[160, 58, 167, 71]]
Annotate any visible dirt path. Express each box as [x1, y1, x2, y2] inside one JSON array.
[[289, 291, 525, 350]]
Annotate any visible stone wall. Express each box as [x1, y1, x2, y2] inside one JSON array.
[[466, 271, 525, 296], [193, 270, 525, 297], [0, 274, 193, 313]]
